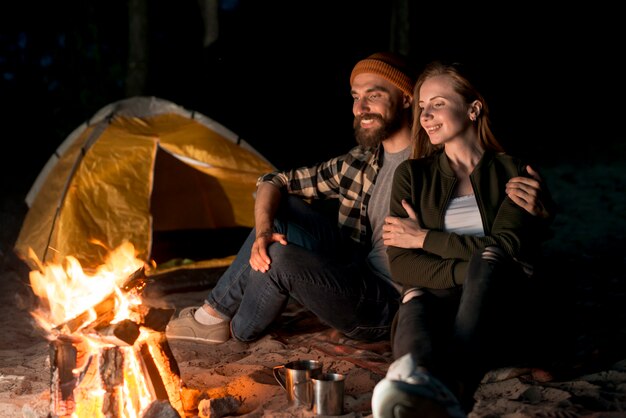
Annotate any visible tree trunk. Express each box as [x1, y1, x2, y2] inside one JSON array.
[[389, 0, 411, 56], [126, 0, 149, 97], [198, 0, 220, 48]]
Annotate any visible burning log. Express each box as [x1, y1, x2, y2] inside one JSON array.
[[100, 347, 124, 417], [55, 293, 117, 334], [96, 319, 142, 346], [50, 335, 80, 416], [49, 329, 185, 418], [53, 267, 148, 334], [121, 266, 148, 293], [52, 267, 174, 336], [142, 307, 176, 332]]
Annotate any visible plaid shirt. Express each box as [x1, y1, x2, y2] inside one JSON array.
[[257, 145, 382, 246]]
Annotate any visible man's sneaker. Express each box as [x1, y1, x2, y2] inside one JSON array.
[[372, 353, 467, 418], [165, 307, 230, 344]]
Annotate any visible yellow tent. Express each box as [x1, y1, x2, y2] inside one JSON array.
[[15, 96, 275, 271]]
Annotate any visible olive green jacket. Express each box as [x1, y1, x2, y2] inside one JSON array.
[[387, 150, 553, 290]]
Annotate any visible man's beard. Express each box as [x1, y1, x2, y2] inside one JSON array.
[[353, 109, 404, 148]]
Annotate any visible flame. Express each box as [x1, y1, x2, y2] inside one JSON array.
[[28, 241, 145, 332]]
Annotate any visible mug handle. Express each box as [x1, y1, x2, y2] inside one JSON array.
[[273, 365, 287, 391]]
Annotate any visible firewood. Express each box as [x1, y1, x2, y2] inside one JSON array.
[[139, 342, 170, 401], [93, 319, 141, 346], [54, 266, 148, 334], [140, 333, 185, 417], [54, 293, 117, 334], [100, 347, 124, 417], [142, 307, 176, 332], [121, 266, 148, 293], [100, 347, 124, 387], [50, 336, 78, 415]]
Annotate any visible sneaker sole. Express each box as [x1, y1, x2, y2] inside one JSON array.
[[165, 333, 229, 344]]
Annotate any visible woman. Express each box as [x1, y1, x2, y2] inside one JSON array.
[[371, 61, 555, 418]]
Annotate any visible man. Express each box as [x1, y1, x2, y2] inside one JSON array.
[[165, 52, 547, 344]]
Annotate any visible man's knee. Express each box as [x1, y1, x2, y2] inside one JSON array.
[[265, 242, 312, 271], [265, 242, 290, 264]]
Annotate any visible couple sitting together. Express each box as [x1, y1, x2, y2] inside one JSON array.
[[165, 51, 556, 417]]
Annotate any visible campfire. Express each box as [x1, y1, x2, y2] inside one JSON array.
[[27, 241, 185, 418]]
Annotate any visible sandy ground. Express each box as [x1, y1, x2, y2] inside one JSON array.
[[1, 160, 625, 417]]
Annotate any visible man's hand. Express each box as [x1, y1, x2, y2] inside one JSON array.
[[250, 182, 287, 272], [250, 231, 288, 272], [506, 165, 550, 219], [383, 199, 428, 249]]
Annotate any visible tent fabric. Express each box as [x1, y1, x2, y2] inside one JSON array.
[[15, 96, 275, 270]]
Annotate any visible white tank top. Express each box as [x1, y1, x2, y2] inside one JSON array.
[[444, 194, 484, 236]]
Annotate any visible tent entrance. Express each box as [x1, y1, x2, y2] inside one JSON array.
[[150, 148, 251, 266]]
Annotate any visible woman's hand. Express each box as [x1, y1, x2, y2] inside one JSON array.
[[506, 165, 550, 219], [383, 199, 428, 249]]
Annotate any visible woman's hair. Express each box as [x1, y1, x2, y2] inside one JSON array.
[[411, 61, 504, 159]]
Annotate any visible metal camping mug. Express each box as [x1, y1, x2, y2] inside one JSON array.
[[312, 372, 345, 416], [273, 360, 323, 408]]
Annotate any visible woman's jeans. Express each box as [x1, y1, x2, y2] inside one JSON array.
[[392, 246, 537, 397], [205, 196, 400, 342]]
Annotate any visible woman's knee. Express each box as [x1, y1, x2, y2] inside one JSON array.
[[481, 245, 508, 265], [465, 246, 508, 287]]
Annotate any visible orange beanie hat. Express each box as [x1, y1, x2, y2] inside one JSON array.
[[350, 52, 415, 98]]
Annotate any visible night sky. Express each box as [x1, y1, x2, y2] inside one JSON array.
[[1, 1, 623, 210]]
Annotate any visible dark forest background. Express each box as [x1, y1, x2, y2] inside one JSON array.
[[1, 0, 624, 257]]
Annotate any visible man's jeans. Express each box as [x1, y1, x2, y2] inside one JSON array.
[[205, 196, 400, 342]]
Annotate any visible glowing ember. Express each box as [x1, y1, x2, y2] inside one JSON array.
[[27, 242, 184, 418]]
